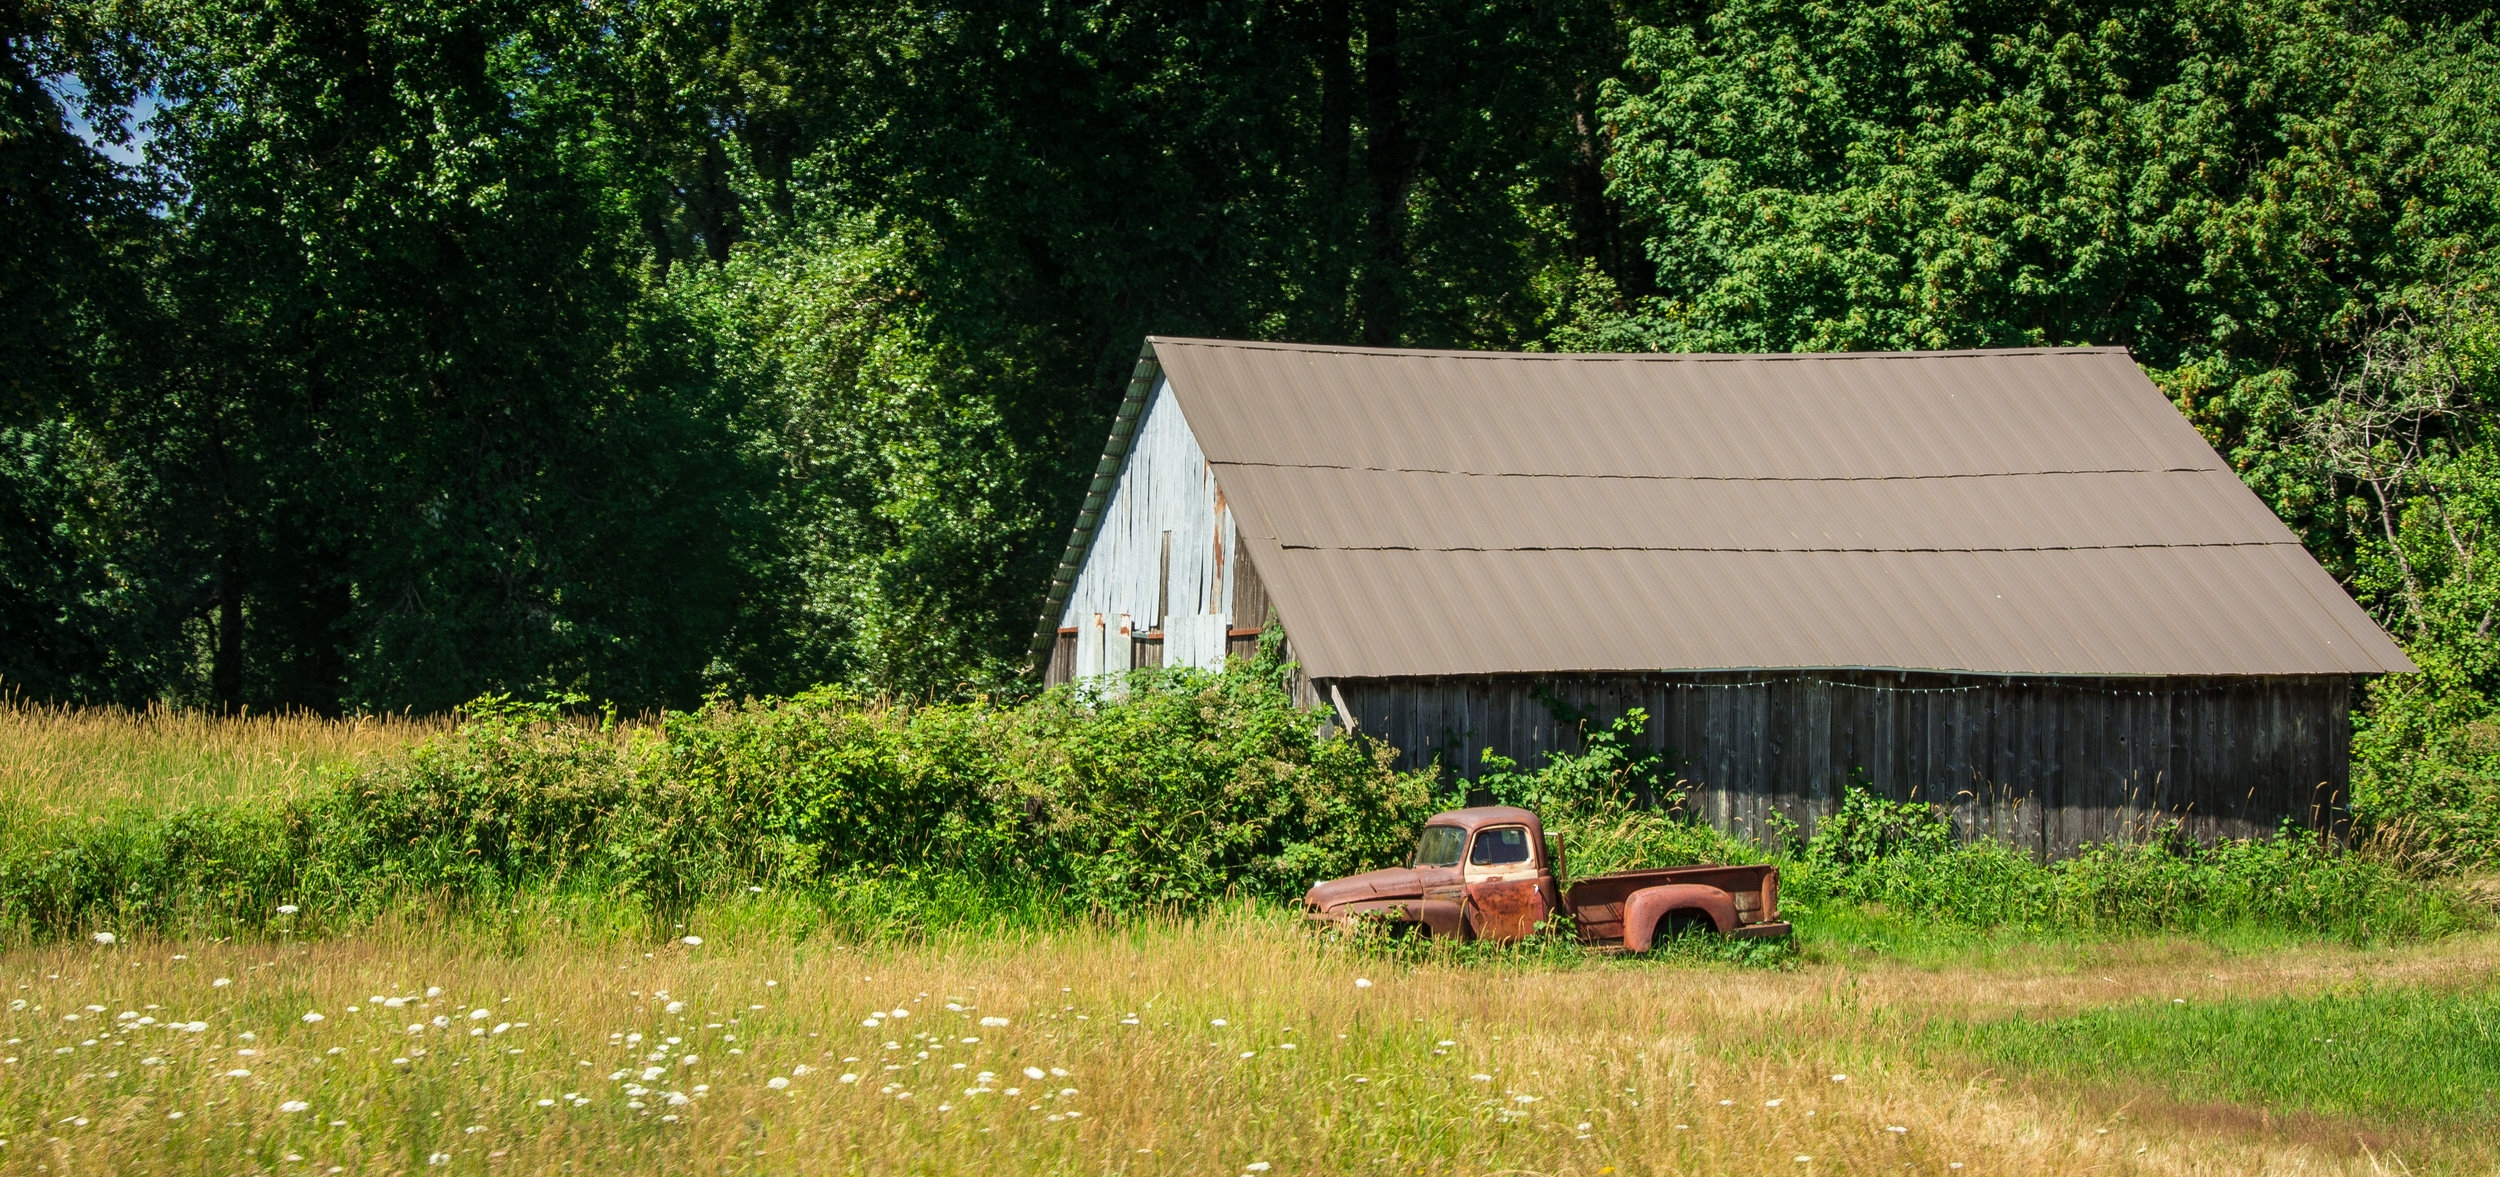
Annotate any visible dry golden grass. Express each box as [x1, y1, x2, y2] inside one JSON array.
[[0, 702, 443, 833], [3, 912, 2492, 1176]]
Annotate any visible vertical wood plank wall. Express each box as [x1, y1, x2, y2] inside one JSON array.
[[1056, 378, 1237, 650], [1330, 672, 2355, 858]]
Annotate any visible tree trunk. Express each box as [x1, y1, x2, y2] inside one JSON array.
[[1359, 0, 1406, 347], [213, 550, 243, 711], [1313, 0, 1354, 341]]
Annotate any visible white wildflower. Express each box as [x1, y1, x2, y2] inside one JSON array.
[[277, 905, 300, 915], [839, 1073, 859, 1083], [212, 978, 231, 987], [1830, 1074, 1848, 1083], [279, 1101, 309, 1113], [664, 1001, 684, 1014], [767, 1077, 790, 1090], [1246, 1164, 1271, 1173], [302, 1012, 324, 1024], [979, 1016, 1009, 1027], [1354, 978, 1372, 989], [1210, 1018, 1227, 1027], [1023, 1067, 1045, 1080], [1471, 1074, 1491, 1082], [681, 936, 702, 947], [92, 932, 116, 945]]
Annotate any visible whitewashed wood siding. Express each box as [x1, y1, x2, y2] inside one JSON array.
[[1059, 379, 1239, 671]]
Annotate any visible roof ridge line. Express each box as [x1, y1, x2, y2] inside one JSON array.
[[1211, 462, 2221, 480], [1148, 336, 2134, 361], [1270, 540, 2306, 553]]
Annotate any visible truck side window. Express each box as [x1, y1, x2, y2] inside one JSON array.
[[1469, 825, 1532, 866], [1413, 826, 1465, 868]]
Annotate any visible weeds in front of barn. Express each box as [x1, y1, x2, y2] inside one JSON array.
[[0, 660, 2492, 952]]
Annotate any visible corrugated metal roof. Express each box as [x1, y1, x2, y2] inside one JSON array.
[[1143, 337, 2414, 680]]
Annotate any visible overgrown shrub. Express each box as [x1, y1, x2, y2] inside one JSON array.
[[3, 664, 2489, 946], [1472, 709, 1761, 879], [0, 654, 1439, 938], [1778, 787, 2489, 942], [1459, 723, 2489, 944]]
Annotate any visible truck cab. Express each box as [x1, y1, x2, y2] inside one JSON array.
[[1302, 805, 1789, 948]]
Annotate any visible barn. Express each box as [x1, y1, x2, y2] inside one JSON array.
[[1029, 338, 2414, 857]]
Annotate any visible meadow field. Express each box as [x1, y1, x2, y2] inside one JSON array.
[[1, 690, 2495, 1175], [4, 910, 2497, 1176]]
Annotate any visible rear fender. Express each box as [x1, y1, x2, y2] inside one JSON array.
[[1622, 884, 1737, 952]]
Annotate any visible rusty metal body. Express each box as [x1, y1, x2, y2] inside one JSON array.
[[1302, 806, 1790, 947]]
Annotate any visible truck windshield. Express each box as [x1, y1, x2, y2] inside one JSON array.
[[1412, 826, 1465, 868], [1470, 825, 1533, 866]]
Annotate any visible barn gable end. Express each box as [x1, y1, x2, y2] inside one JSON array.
[[1042, 376, 1272, 683]]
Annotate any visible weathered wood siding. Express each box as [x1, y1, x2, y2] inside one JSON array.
[[1330, 671, 2354, 857], [1051, 378, 1241, 680]]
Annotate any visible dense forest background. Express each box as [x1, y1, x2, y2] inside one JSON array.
[[5, 0, 2500, 785]]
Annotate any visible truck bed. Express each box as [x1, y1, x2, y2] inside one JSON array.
[[1562, 863, 1782, 943]]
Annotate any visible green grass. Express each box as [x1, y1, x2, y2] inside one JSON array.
[[1945, 982, 2500, 1128]]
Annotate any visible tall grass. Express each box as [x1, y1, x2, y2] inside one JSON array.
[[6, 906, 2495, 1175], [0, 699, 442, 836]]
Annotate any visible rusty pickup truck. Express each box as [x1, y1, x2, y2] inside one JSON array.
[[1302, 805, 1790, 948]]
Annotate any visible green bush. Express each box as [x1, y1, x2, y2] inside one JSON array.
[[0, 654, 1439, 939], [1472, 709, 1763, 880], [1457, 727, 2488, 944], [2, 663, 2485, 947], [1778, 787, 2488, 942]]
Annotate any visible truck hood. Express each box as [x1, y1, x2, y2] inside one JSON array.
[[1305, 866, 1422, 910]]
